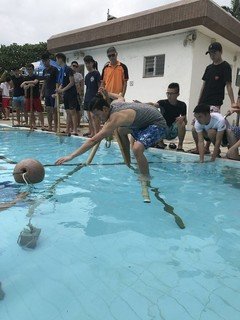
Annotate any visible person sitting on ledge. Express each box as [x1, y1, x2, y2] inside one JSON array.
[[192, 103, 226, 163], [155, 82, 187, 151], [55, 88, 167, 179]]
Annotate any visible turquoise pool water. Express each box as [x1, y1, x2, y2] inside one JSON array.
[[0, 129, 240, 320]]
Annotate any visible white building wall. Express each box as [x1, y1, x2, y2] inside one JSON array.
[[106, 33, 193, 105], [64, 30, 239, 128], [66, 32, 194, 107]]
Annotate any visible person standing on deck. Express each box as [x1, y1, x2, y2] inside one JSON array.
[[21, 64, 44, 130], [10, 67, 28, 125], [40, 53, 59, 132], [0, 77, 12, 120], [101, 47, 129, 97], [71, 61, 84, 130], [83, 55, 101, 137], [55, 53, 79, 136]]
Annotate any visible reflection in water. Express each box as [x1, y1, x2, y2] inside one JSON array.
[[0, 181, 19, 202], [222, 166, 240, 189]]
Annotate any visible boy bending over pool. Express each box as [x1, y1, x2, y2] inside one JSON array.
[[56, 89, 167, 179], [193, 103, 226, 163]]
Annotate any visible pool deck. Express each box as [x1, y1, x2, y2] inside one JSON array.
[[0, 117, 229, 157]]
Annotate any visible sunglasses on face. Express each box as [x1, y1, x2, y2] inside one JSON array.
[[72, 65, 78, 68], [166, 92, 178, 96], [107, 53, 116, 58]]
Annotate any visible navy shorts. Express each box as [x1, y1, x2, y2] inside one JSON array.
[[132, 125, 166, 149], [63, 94, 79, 110], [45, 95, 55, 108], [83, 101, 90, 111]]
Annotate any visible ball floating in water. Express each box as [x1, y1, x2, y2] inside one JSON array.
[[13, 159, 45, 184]]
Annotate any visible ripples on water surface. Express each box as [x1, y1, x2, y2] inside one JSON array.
[[0, 129, 240, 320]]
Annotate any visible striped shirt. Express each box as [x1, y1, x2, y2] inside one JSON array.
[[110, 102, 167, 130]]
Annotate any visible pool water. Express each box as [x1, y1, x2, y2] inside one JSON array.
[[0, 129, 240, 320]]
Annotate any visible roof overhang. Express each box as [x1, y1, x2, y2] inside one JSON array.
[[47, 0, 240, 53]]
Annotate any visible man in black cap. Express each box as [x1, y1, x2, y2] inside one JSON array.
[[199, 42, 236, 110], [190, 42, 237, 154]]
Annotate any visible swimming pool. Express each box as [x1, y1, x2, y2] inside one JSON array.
[[1, 128, 240, 320]]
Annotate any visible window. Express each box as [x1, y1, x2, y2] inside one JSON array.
[[143, 54, 165, 78]]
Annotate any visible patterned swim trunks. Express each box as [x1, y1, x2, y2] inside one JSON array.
[[231, 126, 240, 140], [132, 125, 166, 149], [165, 122, 178, 140]]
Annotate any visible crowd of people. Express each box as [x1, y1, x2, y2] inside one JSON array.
[[0, 42, 240, 176]]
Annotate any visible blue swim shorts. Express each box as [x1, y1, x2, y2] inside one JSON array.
[[132, 125, 166, 149], [231, 125, 240, 140], [12, 96, 25, 110]]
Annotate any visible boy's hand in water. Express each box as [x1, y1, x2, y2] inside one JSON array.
[[55, 155, 73, 165]]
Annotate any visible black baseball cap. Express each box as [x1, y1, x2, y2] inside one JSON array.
[[206, 42, 222, 55]]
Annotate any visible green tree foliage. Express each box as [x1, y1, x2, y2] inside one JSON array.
[[0, 42, 47, 71], [222, 0, 240, 20]]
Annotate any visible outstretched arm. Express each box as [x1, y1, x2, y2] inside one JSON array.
[[0, 192, 28, 212], [55, 114, 124, 165]]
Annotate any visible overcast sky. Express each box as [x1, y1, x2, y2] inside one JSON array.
[[0, 0, 232, 46]]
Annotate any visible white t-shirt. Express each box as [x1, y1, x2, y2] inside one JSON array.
[[0, 82, 11, 97], [195, 112, 226, 133], [73, 72, 83, 84]]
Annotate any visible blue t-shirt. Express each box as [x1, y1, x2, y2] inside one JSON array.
[[84, 70, 101, 104], [58, 65, 77, 97]]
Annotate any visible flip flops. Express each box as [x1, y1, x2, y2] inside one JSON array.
[[155, 143, 166, 149], [187, 148, 211, 154], [187, 148, 199, 154], [169, 143, 177, 149]]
